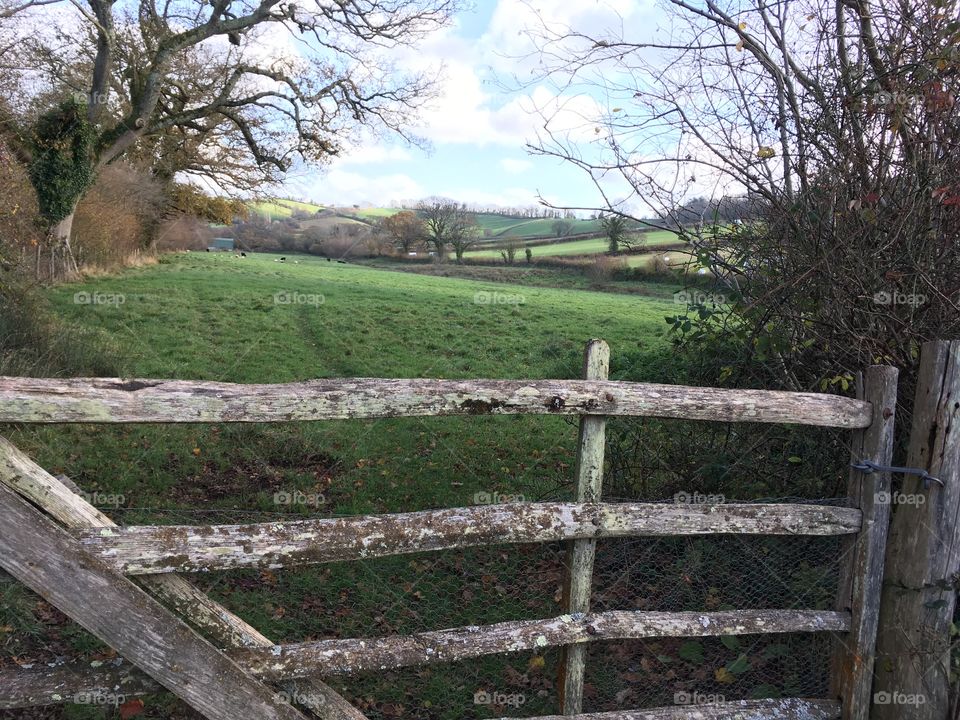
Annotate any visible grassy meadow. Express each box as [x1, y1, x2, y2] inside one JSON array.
[[1, 252, 683, 719], [464, 231, 680, 259], [1, 252, 843, 719]]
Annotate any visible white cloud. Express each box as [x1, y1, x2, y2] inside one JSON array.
[[334, 145, 414, 166], [499, 158, 533, 174], [379, 1, 640, 150], [481, 0, 654, 74], [441, 186, 543, 208]]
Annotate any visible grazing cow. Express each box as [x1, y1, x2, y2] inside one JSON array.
[[280, 257, 286, 262], [240, 252, 247, 258]]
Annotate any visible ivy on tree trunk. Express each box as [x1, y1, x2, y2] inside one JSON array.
[[27, 98, 94, 276]]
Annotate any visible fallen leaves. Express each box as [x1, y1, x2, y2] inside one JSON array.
[[119, 699, 145, 719]]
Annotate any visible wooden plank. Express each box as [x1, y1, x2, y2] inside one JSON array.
[[560, 339, 609, 714], [0, 376, 872, 427], [491, 699, 842, 719], [828, 366, 898, 720], [73, 501, 862, 575], [873, 341, 960, 720], [0, 659, 162, 709], [0, 481, 310, 720], [0, 659, 841, 720], [0, 436, 367, 720], [0, 608, 851, 699], [233, 609, 851, 682]]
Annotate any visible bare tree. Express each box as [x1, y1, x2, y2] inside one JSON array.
[[551, 218, 574, 237], [521, 0, 959, 395], [417, 199, 475, 262], [1, 0, 457, 276], [448, 217, 480, 262]]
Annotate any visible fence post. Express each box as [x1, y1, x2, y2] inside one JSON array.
[[831, 365, 899, 720], [873, 340, 960, 720], [558, 339, 609, 715]]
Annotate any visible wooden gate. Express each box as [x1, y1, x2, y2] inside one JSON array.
[[0, 340, 898, 720]]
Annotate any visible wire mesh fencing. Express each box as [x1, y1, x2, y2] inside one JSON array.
[[1, 415, 853, 720]]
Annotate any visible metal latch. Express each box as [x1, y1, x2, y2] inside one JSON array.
[[851, 460, 943, 488]]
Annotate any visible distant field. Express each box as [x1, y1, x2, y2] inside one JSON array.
[[465, 230, 680, 258], [340, 209, 589, 237], [297, 217, 369, 233], [244, 201, 667, 243], [249, 199, 325, 220], [345, 207, 397, 219], [487, 217, 606, 238]]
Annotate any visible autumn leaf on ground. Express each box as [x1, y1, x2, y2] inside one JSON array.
[[527, 655, 546, 673], [715, 666, 736, 684], [119, 699, 145, 719]]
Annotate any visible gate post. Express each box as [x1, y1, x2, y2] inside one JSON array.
[[873, 340, 960, 720], [558, 339, 609, 715], [831, 365, 899, 720]]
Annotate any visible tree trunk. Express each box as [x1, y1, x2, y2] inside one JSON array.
[[49, 210, 79, 278]]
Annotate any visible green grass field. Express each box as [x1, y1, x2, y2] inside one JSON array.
[[343, 208, 607, 238], [246, 201, 665, 248], [465, 230, 680, 258], [249, 199, 326, 220], [347, 206, 399, 219], [1, 253, 839, 718], [2, 253, 682, 719]]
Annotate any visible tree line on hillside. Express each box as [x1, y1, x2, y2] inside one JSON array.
[[394, 200, 577, 220]]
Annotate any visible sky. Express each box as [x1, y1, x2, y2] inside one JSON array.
[[282, 0, 664, 212]]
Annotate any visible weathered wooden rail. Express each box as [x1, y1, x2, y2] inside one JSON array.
[[0, 339, 901, 720], [74, 501, 862, 574], [0, 375, 872, 426]]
